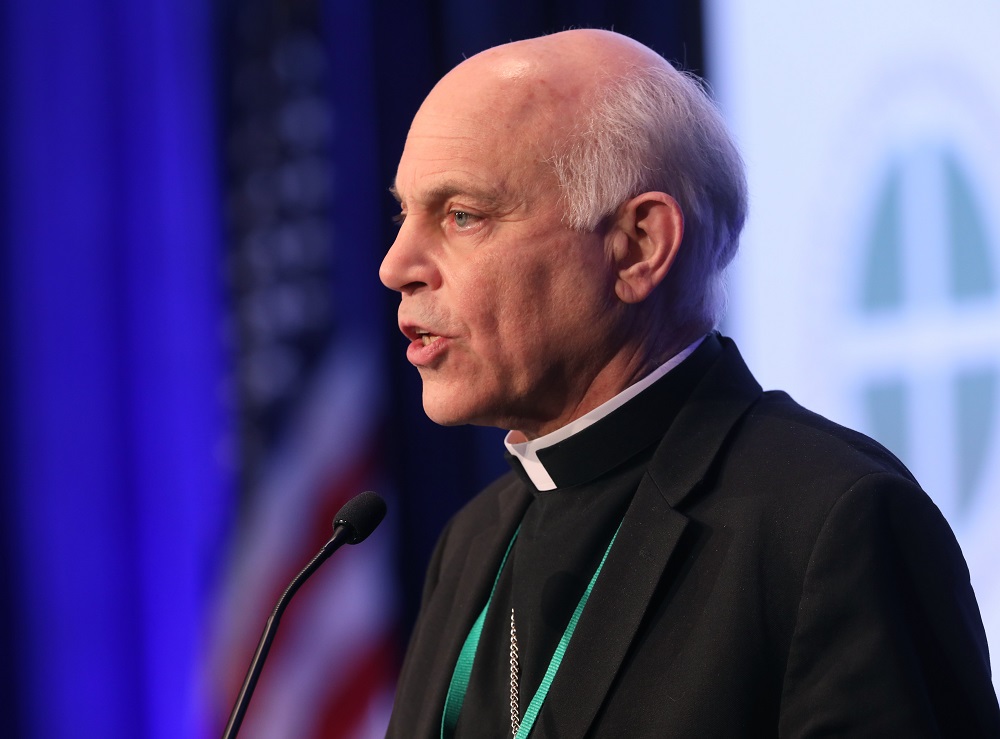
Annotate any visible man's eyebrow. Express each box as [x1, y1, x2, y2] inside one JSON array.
[[389, 180, 508, 210]]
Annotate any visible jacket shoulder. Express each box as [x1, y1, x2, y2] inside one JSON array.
[[734, 389, 918, 488]]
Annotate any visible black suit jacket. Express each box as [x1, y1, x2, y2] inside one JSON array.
[[388, 337, 1000, 737]]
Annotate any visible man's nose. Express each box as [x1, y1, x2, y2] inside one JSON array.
[[379, 220, 439, 295]]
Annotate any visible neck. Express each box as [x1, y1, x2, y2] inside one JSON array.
[[508, 330, 702, 441]]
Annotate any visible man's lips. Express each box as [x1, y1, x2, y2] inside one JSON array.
[[399, 321, 450, 365], [405, 332, 449, 366], [399, 320, 442, 342]]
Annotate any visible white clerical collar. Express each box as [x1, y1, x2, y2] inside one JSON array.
[[504, 335, 706, 491]]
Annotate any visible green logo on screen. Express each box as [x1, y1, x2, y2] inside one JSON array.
[[860, 144, 997, 520]]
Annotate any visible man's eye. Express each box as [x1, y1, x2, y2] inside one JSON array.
[[452, 211, 476, 229]]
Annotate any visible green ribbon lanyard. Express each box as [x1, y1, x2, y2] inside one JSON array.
[[441, 521, 622, 738]]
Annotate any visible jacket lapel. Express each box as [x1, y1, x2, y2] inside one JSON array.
[[538, 338, 763, 736], [541, 473, 690, 737], [406, 475, 533, 738], [650, 335, 763, 508]]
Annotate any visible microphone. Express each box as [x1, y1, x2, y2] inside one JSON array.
[[221, 491, 387, 739], [333, 490, 387, 544]]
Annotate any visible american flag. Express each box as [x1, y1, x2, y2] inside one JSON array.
[[206, 2, 396, 735]]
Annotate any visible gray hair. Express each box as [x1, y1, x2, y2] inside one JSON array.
[[549, 63, 748, 336]]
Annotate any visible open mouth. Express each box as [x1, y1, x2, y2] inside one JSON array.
[[415, 329, 442, 346]]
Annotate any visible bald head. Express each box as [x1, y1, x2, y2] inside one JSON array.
[[409, 30, 746, 340], [382, 30, 746, 435], [414, 30, 676, 182], [442, 29, 670, 101]]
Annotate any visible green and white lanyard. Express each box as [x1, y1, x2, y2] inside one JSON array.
[[441, 521, 622, 738]]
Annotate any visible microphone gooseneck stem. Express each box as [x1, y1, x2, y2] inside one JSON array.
[[221, 524, 354, 739]]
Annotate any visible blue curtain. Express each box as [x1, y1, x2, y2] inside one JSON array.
[[1, 1, 231, 737]]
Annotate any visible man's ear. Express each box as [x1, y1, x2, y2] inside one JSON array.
[[609, 192, 684, 304]]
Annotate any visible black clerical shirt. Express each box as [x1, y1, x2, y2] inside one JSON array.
[[453, 336, 723, 736]]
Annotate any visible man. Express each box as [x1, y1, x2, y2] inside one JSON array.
[[380, 29, 1000, 737]]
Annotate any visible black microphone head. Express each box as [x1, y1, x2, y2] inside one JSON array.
[[333, 491, 387, 544]]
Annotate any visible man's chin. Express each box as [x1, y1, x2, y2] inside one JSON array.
[[420, 393, 476, 428], [420, 389, 505, 429], [423, 411, 467, 427]]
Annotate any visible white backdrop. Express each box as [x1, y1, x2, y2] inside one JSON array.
[[706, 0, 1000, 685]]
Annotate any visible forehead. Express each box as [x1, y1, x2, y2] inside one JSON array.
[[393, 67, 564, 204]]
